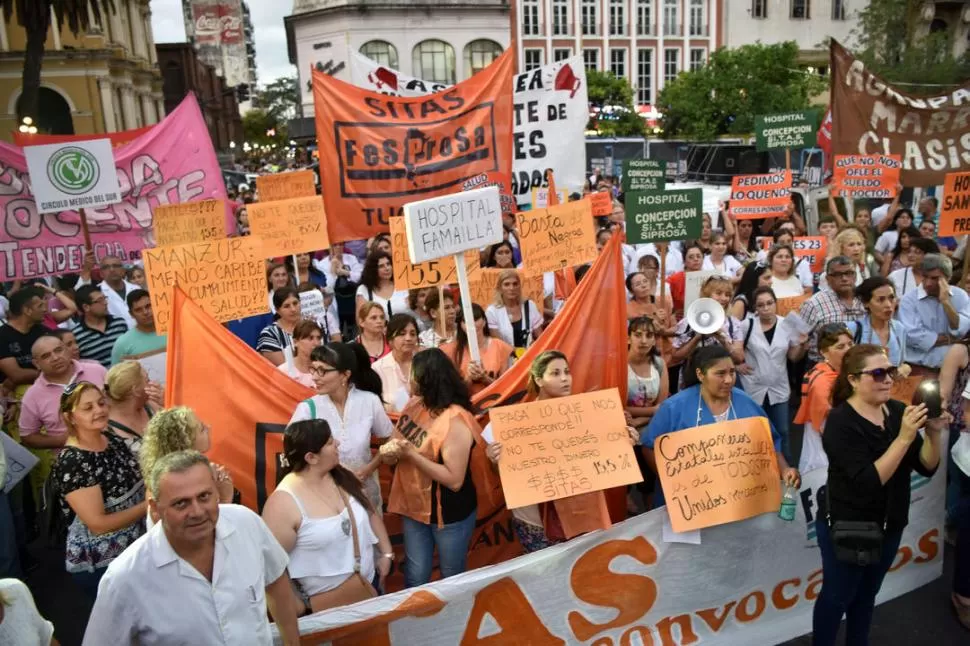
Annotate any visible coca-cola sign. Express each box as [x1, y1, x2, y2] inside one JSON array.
[[218, 1, 244, 45], [192, 7, 221, 43]]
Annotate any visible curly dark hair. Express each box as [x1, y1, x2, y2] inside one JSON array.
[[360, 250, 393, 291], [411, 348, 473, 415]]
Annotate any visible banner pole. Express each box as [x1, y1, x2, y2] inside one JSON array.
[[785, 148, 791, 174], [454, 255, 481, 363], [658, 242, 667, 306], [79, 207, 93, 252], [292, 254, 299, 284]]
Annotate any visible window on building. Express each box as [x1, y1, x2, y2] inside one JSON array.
[[360, 40, 399, 69], [637, 48, 653, 104], [582, 0, 598, 36], [522, 0, 540, 36], [554, 48, 572, 62], [752, 0, 767, 18], [690, 48, 706, 71], [611, 48, 627, 79], [832, 0, 846, 20], [664, 48, 678, 83], [583, 48, 600, 71], [637, 0, 654, 35], [610, 0, 626, 36], [525, 48, 544, 72], [689, 0, 705, 36], [663, 0, 679, 36], [791, 0, 811, 19], [412, 40, 456, 84], [464, 40, 503, 77], [553, 0, 570, 36]]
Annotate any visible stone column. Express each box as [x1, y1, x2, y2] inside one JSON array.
[[97, 78, 117, 132]]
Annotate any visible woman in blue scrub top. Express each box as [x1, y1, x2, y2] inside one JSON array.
[[643, 345, 801, 508]]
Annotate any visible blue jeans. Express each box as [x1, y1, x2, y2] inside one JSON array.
[[401, 510, 477, 588], [0, 491, 21, 579], [812, 515, 903, 646], [72, 566, 108, 599], [763, 399, 791, 463]]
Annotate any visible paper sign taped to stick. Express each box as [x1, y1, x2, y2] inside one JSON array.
[[246, 196, 330, 258], [588, 191, 613, 216], [517, 199, 597, 276], [144, 236, 268, 333], [468, 268, 544, 310], [403, 186, 503, 264], [153, 199, 227, 247], [2, 431, 39, 494], [389, 217, 480, 290], [625, 189, 703, 244], [656, 417, 782, 532], [622, 159, 666, 192], [730, 171, 792, 219], [832, 155, 902, 199], [939, 172, 970, 236], [254, 170, 316, 202], [490, 389, 641, 509]]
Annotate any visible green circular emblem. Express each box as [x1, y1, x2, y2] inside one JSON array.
[[47, 146, 100, 195]]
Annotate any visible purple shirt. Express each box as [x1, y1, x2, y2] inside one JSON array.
[[19, 361, 107, 437]]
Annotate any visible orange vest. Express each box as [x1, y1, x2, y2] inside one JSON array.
[[794, 362, 837, 430]]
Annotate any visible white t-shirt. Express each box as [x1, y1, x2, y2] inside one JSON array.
[[702, 254, 742, 278], [0, 579, 54, 646], [770, 274, 805, 298], [355, 285, 410, 318]]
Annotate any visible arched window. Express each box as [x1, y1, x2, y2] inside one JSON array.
[[360, 40, 399, 69], [463, 40, 503, 78], [412, 40, 456, 85]]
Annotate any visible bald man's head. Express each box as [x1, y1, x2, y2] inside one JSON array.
[[31, 335, 70, 376]]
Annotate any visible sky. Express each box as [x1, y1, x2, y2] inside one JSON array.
[[151, 1, 295, 86]]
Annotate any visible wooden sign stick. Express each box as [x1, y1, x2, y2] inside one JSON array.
[[454, 256, 480, 363]]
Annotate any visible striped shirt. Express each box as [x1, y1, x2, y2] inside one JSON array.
[[798, 289, 865, 363], [256, 323, 292, 354], [73, 315, 128, 368]]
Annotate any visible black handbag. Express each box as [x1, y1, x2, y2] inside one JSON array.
[[824, 483, 887, 567]]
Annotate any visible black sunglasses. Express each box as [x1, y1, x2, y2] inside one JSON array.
[[854, 367, 899, 383], [59, 381, 97, 410]]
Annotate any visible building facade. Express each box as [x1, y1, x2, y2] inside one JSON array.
[[156, 43, 243, 152], [181, 0, 257, 91], [286, 0, 511, 120], [0, 0, 164, 141]]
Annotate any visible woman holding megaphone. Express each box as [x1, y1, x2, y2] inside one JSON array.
[[670, 275, 745, 390]]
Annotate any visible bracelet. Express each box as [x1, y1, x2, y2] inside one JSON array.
[[380, 552, 394, 560]]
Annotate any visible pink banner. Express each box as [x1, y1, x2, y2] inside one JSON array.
[[0, 94, 231, 280]]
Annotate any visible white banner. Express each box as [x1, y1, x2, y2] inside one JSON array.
[[277, 464, 944, 644], [350, 53, 588, 207]]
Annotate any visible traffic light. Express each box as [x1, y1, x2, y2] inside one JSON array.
[[236, 84, 250, 103]]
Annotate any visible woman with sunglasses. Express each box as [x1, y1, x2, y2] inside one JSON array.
[[50, 382, 147, 597], [289, 344, 393, 511], [813, 344, 944, 646]]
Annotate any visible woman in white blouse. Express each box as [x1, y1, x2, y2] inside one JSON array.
[[767, 244, 809, 297], [485, 268, 544, 351], [288, 343, 393, 511], [373, 314, 419, 412], [355, 251, 409, 318], [702, 232, 742, 283]]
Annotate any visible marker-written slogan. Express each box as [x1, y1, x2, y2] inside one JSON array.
[[246, 196, 330, 257], [517, 199, 597, 276], [388, 216, 480, 290], [730, 171, 792, 219], [152, 199, 227, 247], [403, 186, 503, 264], [832, 155, 902, 199], [655, 418, 781, 533], [490, 389, 642, 509]]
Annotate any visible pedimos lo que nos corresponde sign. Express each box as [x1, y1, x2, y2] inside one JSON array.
[[624, 188, 702, 244], [403, 185, 503, 264]]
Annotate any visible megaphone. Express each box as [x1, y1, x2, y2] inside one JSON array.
[[686, 298, 726, 335]]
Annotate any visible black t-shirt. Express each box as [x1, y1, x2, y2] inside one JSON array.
[[821, 399, 937, 531], [763, 322, 776, 346], [430, 445, 477, 525], [0, 322, 47, 371]]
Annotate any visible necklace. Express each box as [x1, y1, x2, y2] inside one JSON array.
[[306, 475, 350, 535]]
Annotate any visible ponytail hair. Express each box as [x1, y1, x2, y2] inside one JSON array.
[[830, 344, 887, 408], [281, 419, 372, 513], [683, 345, 732, 389], [526, 350, 568, 398], [309, 343, 382, 399]]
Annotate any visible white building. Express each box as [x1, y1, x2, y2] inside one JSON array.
[[285, 0, 512, 119]]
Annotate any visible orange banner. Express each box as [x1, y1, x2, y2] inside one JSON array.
[[312, 50, 515, 242], [388, 216, 480, 290], [254, 170, 317, 202], [832, 154, 902, 199], [152, 199, 228, 247], [729, 171, 792, 219], [939, 171, 970, 236], [776, 294, 810, 317], [588, 190, 613, 217], [13, 125, 153, 148], [245, 196, 331, 258], [761, 236, 827, 274]]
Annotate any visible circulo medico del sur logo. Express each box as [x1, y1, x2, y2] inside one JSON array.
[[47, 146, 101, 195]]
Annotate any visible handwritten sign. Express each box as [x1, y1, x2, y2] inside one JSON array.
[[389, 217, 480, 290], [468, 268, 545, 309], [625, 189, 703, 244], [403, 186, 503, 264], [655, 417, 782, 533], [517, 199, 598, 276], [730, 171, 792, 219], [2, 431, 39, 494], [588, 191, 613, 217], [622, 159, 666, 192], [144, 237, 268, 333], [531, 187, 569, 209], [254, 170, 316, 202], [776, 293, 810, 317], [684, 270, 717, 313], [246, 196, 330, 258], [490, 389, 641, 509], [832, 155, 902, 199], [153, 199, 228, 247], [299, 289, 326, 323], [939, 172, 970, 236]]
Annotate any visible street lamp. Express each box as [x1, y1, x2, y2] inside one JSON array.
[[230, 141, 236, 149]]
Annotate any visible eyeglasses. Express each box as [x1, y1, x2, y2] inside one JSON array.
[[101, 263, 123, 270], [309, 366, 339, 377], [828, 270, 855, 279], [855, 366, 899, 382]]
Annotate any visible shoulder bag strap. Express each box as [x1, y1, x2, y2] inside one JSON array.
[[337, 488, 363, 573], [524, 302, 532, 346], [304, 398, 317, 418], [743, 318, 755, 350]]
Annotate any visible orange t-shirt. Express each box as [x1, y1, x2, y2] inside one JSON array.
[[794, 362, 837, 431], [440, 337, 514, 395]]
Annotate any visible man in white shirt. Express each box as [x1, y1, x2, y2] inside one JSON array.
[[83, 451, 301, 646], [77, 255, 139, 329]]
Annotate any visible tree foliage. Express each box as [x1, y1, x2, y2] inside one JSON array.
[[242, 108, 287, 148], [656, 42, 826, 140], [851, 0, 970, 91], [252, 76, 300, 122], [585, 70, 644, 137]]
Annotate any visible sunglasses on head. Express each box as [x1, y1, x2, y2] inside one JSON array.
[[59, 381, 96, 410], [855, 366, 899, 382]]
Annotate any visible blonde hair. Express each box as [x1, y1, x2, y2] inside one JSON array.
[[139, 406, 203, 482], [105, 360, 145, 402], [356, 300, 385, 323], [831, 226, 865, 258], [493, 268, 522, 307], [700, 275, 732, 297]]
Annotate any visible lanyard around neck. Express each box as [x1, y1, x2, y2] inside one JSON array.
[[695, 391, 737, 427]]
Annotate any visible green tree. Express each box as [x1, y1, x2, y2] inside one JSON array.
[[585, 70, 644, 137], [253, 76, 300, 122], [657, 42, 826, 140], [242, 108, 287, 148], [0, 0, 114, 125], [850, 0, 970, 91]]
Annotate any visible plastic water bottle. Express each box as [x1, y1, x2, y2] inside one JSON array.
[[778, 484, 797, 522]]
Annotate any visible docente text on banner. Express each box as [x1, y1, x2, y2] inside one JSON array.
[[313, 50, 514, 242]]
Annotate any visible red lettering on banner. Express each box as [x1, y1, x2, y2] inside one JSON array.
[[915, 528, 939, 563], [459, 577, 564, 645], [735, 591, 767, 623], [805, 569, 824, 600], [771, 578, 801, 610]]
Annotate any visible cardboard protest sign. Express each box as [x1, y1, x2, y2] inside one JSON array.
[[517, 199, 598, 276], [468, 268, 544, 310], [754, 111, 819, 152], [531, 186, 569, 209], [388, 217, 480, 290], [490, 389, 641, 509], [832, 154, 902, 199], [761, 236, 828, 274], [312, 50, 514, 242], [403, 186, 503, 264], [153, 199, 228, 247], [684, 270, 716, 312], [939, 172, 970, 236], [655, 417, 782, 532], [588, 190, 613, 217], [622, 159, 666, 192], [143, 237, 267, 333], [245, 196, 330, 257], [729, 171, 792, 219], [776, 294, 810, 317], [254, 170, 316, 202], [2, 431, 39, 494], [625, 189, 703, 244]]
